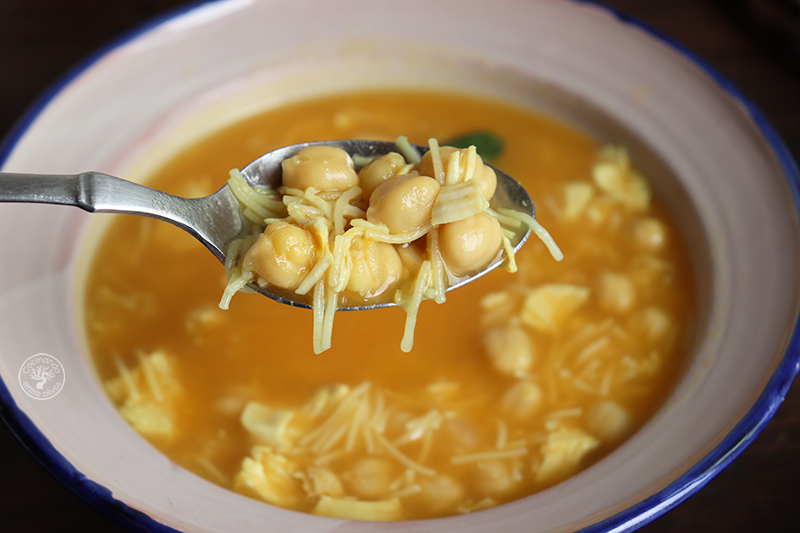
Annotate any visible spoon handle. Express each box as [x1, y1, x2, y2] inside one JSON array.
[[0, 171, 242, 261], [1, 171, 176, 212]]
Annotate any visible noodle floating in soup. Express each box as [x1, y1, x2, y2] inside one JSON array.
[[220, 138, 561, 353], [85, 90, 694, 521]]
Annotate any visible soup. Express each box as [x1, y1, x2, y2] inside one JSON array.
[[84, 89, 694, 520]]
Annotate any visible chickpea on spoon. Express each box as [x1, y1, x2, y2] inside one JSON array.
[[0, 139, 560, 352]]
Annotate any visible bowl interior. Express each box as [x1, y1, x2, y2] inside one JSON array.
[[1, 1, 798, 532]]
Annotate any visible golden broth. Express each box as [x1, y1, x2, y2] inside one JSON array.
[[85, 89, 694, 519]]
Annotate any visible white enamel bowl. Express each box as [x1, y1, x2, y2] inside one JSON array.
[[1, 1, 799, 532]]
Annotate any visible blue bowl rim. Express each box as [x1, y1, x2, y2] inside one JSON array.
[[1, 1, 799, 532]]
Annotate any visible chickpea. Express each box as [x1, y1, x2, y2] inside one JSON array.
[[632, 217, 667, 250], [483, 325, 535, 377], [587, 401, 632, 443], [416, 146, 456, 179], [438, 212, 503, 276], [366, 174, 441, 234], [474, 459, 519, 496], [341, 457, 396, 500], [411, 474, 464, 513], [501, 380, 543, 420], [443, 417, 481, 449], [477, 164, 498, 201], [281, 146, 359, 192], [347, 236, 403, 297], [243, 221, 316, 290], [358, 152, 407, 198], [418, 146, 497, 200], [596, 272, 636, 314]]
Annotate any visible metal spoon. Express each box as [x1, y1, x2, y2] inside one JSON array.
[[0, 139, 534, 310]]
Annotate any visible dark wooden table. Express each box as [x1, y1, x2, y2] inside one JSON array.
[[1, 1, 798, 531]]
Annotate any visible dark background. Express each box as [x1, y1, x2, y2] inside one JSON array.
[[1, 0, 799, 531]]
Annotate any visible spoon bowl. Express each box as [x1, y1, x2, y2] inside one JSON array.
[[0, 139, 534, 310]]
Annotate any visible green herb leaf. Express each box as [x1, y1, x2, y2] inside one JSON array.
[[443, 131, 505, 164]]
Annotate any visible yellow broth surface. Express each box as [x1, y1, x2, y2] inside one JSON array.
[[85, 90, 694, 519]]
